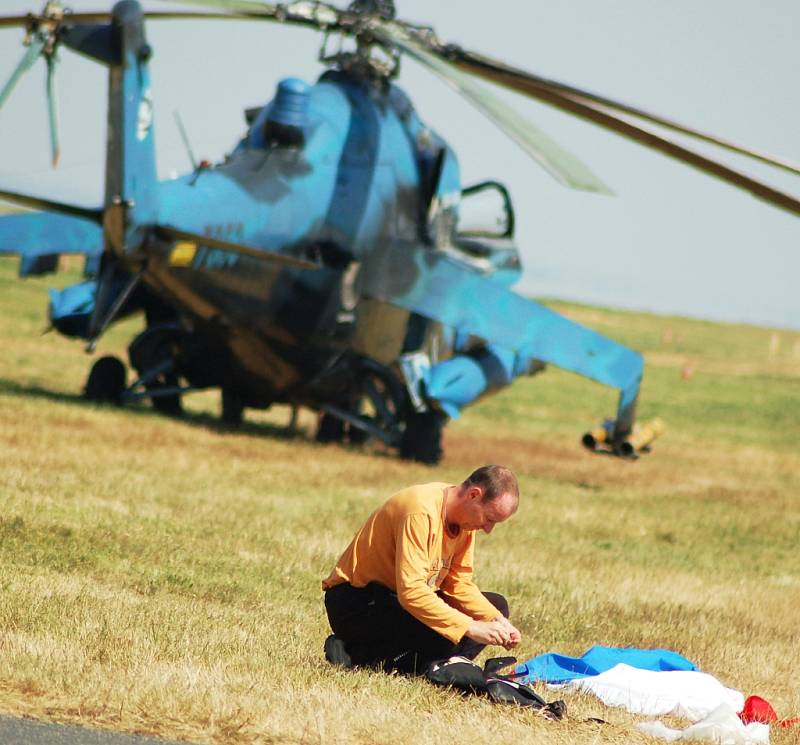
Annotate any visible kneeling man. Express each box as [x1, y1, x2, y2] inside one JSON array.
[[322, 464, 522, 674]]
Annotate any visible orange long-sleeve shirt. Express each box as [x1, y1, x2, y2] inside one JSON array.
[[322, 482, 499, 643]]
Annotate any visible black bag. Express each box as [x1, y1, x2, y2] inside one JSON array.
[[426, 656, 489, 693], [426, 656, 566, 720]]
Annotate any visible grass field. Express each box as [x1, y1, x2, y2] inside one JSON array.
[[1, 255, 799, 745]]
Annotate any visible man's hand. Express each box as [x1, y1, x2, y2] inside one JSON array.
[[465, 617, 521, 649], [465, 619, 509, 646], [493, 615, 521, 648]]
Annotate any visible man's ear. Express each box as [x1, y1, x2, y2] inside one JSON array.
[[468, 485, 483, 501]]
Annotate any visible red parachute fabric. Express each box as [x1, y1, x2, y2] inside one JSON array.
[[739, 695, 800, 729]]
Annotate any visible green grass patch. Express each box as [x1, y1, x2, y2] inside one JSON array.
[[0, 255, 799, 744]]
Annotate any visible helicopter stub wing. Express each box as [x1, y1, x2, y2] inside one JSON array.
[[0, 211, 103, 276], [361, 242, 643, 435]]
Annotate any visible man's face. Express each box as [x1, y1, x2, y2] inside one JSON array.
[[458, 489, 517, 534]]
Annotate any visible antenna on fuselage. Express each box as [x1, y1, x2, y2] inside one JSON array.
[[173, 110, 197, 171]]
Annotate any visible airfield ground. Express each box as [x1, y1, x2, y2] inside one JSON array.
[[1, 256, 798, 745]]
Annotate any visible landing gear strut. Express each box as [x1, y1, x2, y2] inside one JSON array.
[[128, 325, 183, 416]]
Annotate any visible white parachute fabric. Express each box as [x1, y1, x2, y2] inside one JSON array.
[[558, 663, 744, 720], [637, 703, 770, 745]]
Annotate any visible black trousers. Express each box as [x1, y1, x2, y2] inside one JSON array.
[[324, 582, 509, 675]]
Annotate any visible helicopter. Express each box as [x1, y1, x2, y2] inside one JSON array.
[[0, 0, 797, 464]]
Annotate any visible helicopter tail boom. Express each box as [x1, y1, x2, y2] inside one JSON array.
[[98, 1, 159, 256], [32, 1, 163, 345]]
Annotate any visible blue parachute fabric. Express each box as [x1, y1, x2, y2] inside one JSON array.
[[514, 645, 697, 685]]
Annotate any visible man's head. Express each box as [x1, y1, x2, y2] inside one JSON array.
[[448, 465, 519, 534]]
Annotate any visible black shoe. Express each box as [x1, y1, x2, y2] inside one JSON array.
[[324, 635, 353, 668]]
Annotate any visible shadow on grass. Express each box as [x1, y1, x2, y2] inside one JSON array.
[[0, 377, 303, 443], [0, 378, 404, 464], [0, 378, 78, 406]]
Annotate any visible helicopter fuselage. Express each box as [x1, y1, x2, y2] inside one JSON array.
[[137, 70, 463, 408], [0, 0, 647, 461]]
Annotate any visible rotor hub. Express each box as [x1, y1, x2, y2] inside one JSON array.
[[347, 0, 395, 21]]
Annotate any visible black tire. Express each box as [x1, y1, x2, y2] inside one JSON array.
[[347, 360, 406, 445], [316, 359, 406, 447], [84, 356, 126, 404], [399, 411, 445, 465], [346, 422, 370, 445], [221, 388, 244, 426], [316, 412, 345, 443], [151, 387, 183, 416]]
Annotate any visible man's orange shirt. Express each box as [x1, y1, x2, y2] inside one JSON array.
[[322, 482, 498, 643]]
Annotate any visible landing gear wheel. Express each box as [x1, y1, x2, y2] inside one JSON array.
[[349, 360, 406, 445], [400, 411, 445, 465], [316, 412, 345, 443], [221, 388, 244, 426], [316, 359, 407, 447], [150, 386, 182, 415], [129, 327, 183, 417], [346, 421, 370, 445], [84, 355, 126, 404]]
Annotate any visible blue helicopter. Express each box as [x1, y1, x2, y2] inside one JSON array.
[[0, 0, 797, 463]]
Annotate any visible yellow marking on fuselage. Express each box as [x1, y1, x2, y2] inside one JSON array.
[[169, 241, 197, 267]]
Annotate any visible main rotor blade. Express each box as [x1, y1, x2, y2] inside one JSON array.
[[150, 0, 344, 31], [373, 24, 611, 194], [159, 0, 280, 12], [0, 36, 44, 110], [447, 48, 800, 178], [423, 45, 800, 217], [45, 54, 60, 168], [0, 11, 251, 27], [0, 186, 102, 222]]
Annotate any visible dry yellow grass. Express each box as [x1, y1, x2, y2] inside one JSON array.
[[1, 257, 799, 744]]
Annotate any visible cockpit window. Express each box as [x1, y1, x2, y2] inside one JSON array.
[[456, 181, 514, 239]]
